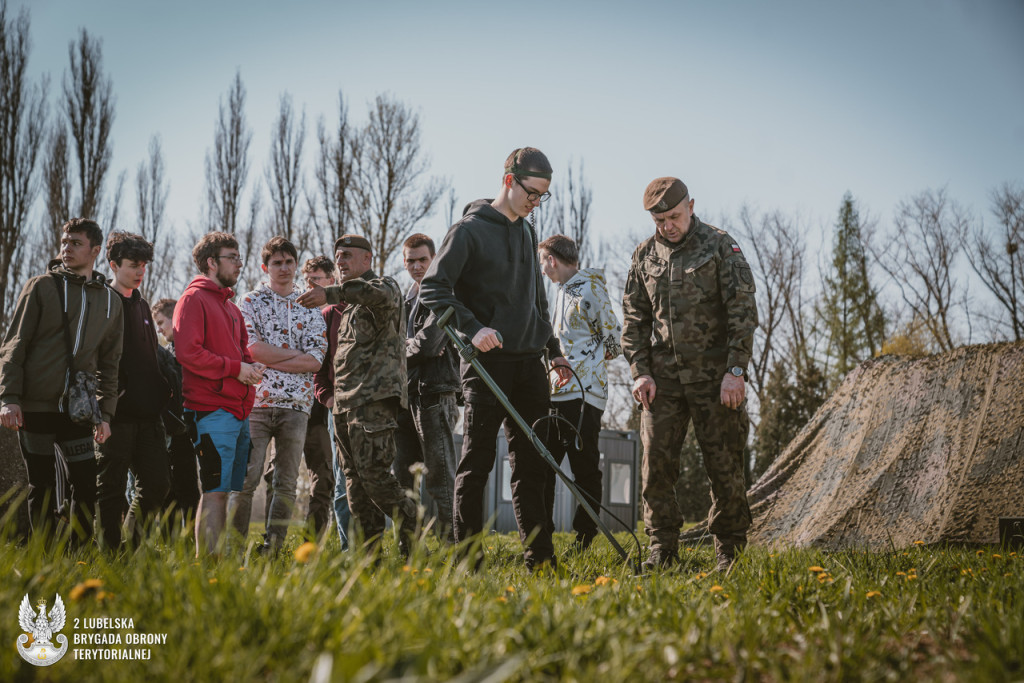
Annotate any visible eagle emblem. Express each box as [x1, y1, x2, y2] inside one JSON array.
[[16, 594, 69, 666]]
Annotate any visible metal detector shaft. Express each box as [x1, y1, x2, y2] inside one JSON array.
[[436, 307, 629, 563]]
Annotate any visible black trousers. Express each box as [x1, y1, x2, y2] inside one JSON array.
[[455, 356, 555, 562], [95, 417, 171, 549], [543, 399, 604, 538], [18, 412, 96, 543]]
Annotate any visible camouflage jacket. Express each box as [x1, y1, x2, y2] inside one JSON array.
[[621, 215, 757, 385], [324, 270, 407, 412]]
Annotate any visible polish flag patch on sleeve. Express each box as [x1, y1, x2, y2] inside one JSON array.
[[731, 244, 741, 253]]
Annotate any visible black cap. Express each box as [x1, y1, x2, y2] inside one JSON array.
[[334, 234, 372, 253]]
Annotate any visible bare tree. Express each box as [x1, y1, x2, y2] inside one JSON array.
[[733, 206, 814, 402], [63, 28, 115, 221], [307, 91, 356, 258], [41, 123, 71, 255], [0, 0, 47, 324], [352, 94, 446, 275], [875, 188, 970, 353], [203, 70, 262, 288], [963, 183, 1024, 341], [205, 71, 251, 236], [135, 134, 175, 301], [266, 93, 306, 249], [550, 159, 597, 265]]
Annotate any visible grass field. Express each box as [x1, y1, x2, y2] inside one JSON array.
[[1, 518, 1021, 683]]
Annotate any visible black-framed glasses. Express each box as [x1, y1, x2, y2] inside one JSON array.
[[215, 254, 243, 264], [513, 176, 551, 203]]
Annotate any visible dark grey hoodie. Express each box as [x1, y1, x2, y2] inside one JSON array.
[[419, 199, 562, 361]]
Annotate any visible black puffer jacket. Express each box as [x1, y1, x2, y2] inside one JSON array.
[[405, 285, 459, 396]]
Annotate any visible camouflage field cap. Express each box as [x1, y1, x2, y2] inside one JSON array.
[[643, 177, 689, 213], [334, 234, 373, 253]]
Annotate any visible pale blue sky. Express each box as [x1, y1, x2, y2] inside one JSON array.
[[16, 0, 1024, 263]]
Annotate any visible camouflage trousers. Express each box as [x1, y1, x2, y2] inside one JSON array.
[[333, 398, 417, 548], [641, 377, 751, 555]]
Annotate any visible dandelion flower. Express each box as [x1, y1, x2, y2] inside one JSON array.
[[402, 565, 413, 572], [866, 591, 882, 598], [69, 578, 104, 602], [808, 566, 826, 573], [896, 571, 906, 576], [913, 540, 924, 545], [293, 542, 317, 563], [594, 576, 617, 586], [571, 585, 592, 596], [506, 585, 515, 593], [496, 596, 507, 603], [992, 554, 1002, 559], [209, 578, 218, 584], [76, 561, 87, 566], [709, 585, 725, 593], [976, 550, 985, 556]]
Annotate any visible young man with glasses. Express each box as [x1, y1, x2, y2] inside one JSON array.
[[175, 232, 264, 556], [418, 147, 571, 571]]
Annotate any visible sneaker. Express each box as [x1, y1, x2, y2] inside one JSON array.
[[641, 547, 679, 572], [570, 531, 598, 554], [525, 554, 558, 574]]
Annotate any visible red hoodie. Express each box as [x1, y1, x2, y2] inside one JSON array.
[[173, 275, 255, 419]]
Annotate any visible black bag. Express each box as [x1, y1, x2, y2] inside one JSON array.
[[54, 277, 102, 426], [184, 410, 221, 491]]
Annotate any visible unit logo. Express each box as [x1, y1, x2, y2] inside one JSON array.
[[16, 593, 68, 666]]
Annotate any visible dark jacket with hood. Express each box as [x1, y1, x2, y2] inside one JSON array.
[[173, 275, 255, 420], [418, 200, 563, 362], [0, 260, 124, 422], [111, 288, 170, 422], [405, 283, 459, 396]]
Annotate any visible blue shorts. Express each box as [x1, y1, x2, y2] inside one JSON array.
[[190, 409, 251, 493]]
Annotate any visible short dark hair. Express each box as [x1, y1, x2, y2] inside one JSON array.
[[151, 298, 176, 319], [62, 218, 103, 248], [403, 233, 435, 256], [192, 232, 239, 274], [105, 231, 154, 266], [302, 255, 335, 276], [504, 147, 552, 178], [260, 236, 298, 266], [538, 235, 579, 266]]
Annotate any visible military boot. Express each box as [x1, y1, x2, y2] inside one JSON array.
[[641, 546, 679, 572]]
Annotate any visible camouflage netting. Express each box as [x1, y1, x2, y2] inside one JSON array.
[[682, 341, 1024, 550]]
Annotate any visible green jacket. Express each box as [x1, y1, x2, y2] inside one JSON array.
[[0, 262, 124, 422], [622, 216, 757, 385], [324, 270, 407, 412]]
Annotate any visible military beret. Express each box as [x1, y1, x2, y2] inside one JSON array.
[[643, 177, 689, 213], [334, 234, 372, 253]]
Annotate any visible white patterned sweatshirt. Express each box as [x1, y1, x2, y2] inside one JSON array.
[[548, 268, 622, 410], [239, 283, 328, 414]]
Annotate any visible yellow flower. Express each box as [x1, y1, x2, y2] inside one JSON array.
[[992, 554, 1002, 559], [571, 585, 592, 596], [423, 568, 433, 573], [594, 576, 617, 586], [238, 566, 246, 571], [496, 596, 507, 603], [808, 566, 826, 573], [76, 561, 87, 566], [913, 540, 924, 545], [866, 591, 882, 598], [208, 578, 218, 584], [69, 578, 104, 602], [402, 565, 413, 572], [709, 585, 725, 593], [976, 549, 985, 556], [896, 571, 906, 576], [635, 585, 643, 593], [293, 542, 317, 563], [906, 574, 917, 581], [505, 585, 515, 593]]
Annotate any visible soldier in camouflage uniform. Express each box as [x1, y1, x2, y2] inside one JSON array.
[[298, 234, 417, 556], [621, 178, 757, 573]]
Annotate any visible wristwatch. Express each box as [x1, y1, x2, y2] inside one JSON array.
[[728, 366, 745, 378]]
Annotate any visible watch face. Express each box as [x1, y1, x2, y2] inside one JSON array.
[[730, 367, 744, 377]]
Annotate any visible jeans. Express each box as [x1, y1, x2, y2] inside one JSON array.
[[231, 406, 309, 549], [302, 416, 338, 537], [455, 356, 555, 563], [327, 415, 351, 550], [18, 412, 96, 544], [394, 391, 458, 542], [95, 417, 171, 549]]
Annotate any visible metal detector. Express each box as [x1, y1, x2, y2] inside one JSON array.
[[436, 306, 638, 570]]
